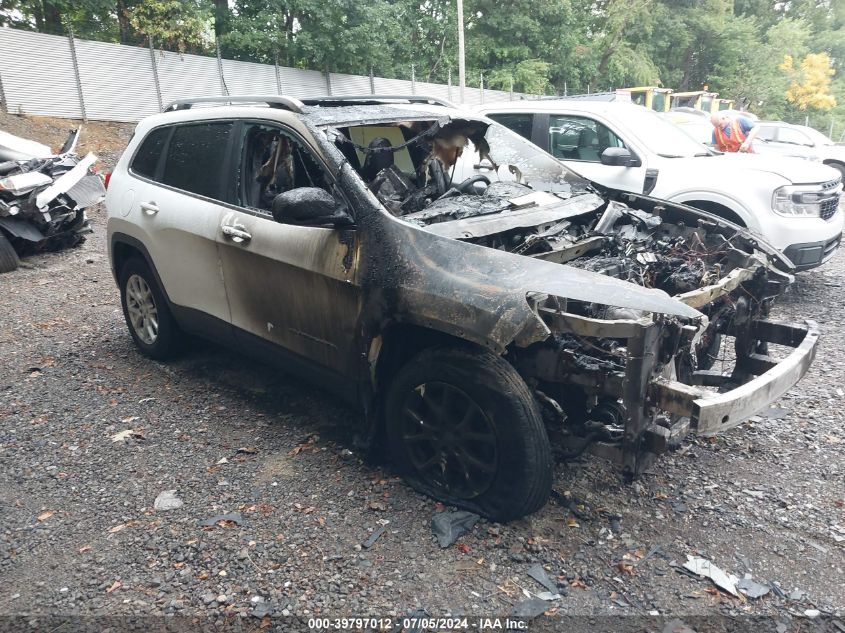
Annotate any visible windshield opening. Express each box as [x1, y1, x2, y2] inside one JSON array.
[[329, 118, 587, 219]]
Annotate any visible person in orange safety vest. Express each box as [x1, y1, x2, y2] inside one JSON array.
[[710, 112, 760, 153]]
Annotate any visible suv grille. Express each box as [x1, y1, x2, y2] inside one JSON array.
[[820, 178, 841, 221]]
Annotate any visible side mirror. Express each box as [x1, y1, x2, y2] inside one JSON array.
[[601, 147, 639, 167], [271, 187, 354, 227]]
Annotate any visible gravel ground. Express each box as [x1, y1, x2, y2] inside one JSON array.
[[0, 114, 843, 632]]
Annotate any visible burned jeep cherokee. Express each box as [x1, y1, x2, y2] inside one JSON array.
[[106, 96, 818, 521]]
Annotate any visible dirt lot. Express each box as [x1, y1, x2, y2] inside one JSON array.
[[0, 114, 843, 632]]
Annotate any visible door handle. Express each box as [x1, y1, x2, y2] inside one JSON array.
[[140, 201, 159, 215], [221, 223, 252, 243]]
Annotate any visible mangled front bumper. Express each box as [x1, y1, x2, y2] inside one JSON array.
[[528, 306, 819, 476], [653, 319, 819, 436]]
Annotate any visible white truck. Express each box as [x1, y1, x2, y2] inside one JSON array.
[[478, 100, 843, 270]]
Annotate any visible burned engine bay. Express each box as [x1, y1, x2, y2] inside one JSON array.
[[331, 115, 812, 475]]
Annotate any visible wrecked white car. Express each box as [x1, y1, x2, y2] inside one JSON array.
[[106, 96, 818, 521], [0, 128, 105, 272]]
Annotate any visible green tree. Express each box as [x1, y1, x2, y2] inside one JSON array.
[[128, 0, 213, 53]]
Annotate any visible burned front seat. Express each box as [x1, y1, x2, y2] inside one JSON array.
[[364, 137, 419, 215]]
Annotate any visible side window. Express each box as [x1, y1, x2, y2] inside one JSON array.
[[778, 127, 812, 146], [236, 123, 332, 212], [486, 113, 533, 141], [548, 115, 625, 162], [161, 122, 233, 199], [130, 127, 170, 179], [756, 126, 776, 141]]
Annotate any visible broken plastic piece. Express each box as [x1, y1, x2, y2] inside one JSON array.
[[527, 563, 558, 594], [362, 526, 386, 549], [737, 577, 770, 599], [153, 490, 183, 511], [510, 597, 548, 619], [431, 510, 479, 548], [682, 555, 739, 596]]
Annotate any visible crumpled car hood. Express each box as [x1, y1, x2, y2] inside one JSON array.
[[412, 222, 702, 320]]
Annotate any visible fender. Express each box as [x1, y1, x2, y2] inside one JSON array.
[[667, 189, 761, 234], [0, 216, 46, 242], [109, 232, 172, 303]]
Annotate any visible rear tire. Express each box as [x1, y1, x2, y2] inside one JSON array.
[[0, 232, 20, 273], [119, 257, 182, 360], [385, 346, 553, 522]]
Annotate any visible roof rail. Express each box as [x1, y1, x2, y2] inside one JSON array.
[[300, 95, 458, 109], [163, 95, 305, 113]]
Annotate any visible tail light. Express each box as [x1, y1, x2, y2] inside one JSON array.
[[104, 172, 112, 189]]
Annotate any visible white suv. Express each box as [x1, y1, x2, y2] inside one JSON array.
[[105, 95, 819, 521], [478, 100, 843, 270]]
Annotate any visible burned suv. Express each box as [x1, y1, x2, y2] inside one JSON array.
[[106, 96, 818, 521]]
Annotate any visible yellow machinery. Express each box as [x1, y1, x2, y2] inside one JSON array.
[[670, 90, 721, 113], [624, 86, 673, 112]]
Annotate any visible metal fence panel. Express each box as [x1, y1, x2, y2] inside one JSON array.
[[0, 28, 529, 122], [220, 58, 278, 95], [156, 50, 222, 107], [278, 67, 326, 98], [373, 77, 415, 94], [0, 29, 82, 118], [330, 73, 372, 96], [414, 82, 455, 103], [75, 39, 160, 122]]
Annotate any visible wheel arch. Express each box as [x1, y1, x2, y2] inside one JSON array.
[[369, 322, 486, 396], [679, 199, 749, 228], [822, 159, 845, 179], [110, 233, 174, 307]]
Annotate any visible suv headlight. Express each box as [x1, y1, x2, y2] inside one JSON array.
[[772, 184, 826, 217]]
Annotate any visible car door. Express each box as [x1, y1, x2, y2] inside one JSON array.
[[215, 120, 363, 381], [542, 113, 648, 193], [128, 121, 233, 335]]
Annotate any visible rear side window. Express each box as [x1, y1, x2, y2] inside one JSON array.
[[161, 122, 233, 199], [487, 113, 533, 141], [130, 127, 170, 179]]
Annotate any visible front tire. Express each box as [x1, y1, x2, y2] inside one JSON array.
[[385, 347, 553, 522], [119, 257, 182, 360], [0, 232, 20, 273]]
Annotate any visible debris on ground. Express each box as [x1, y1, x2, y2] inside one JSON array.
[[737, 577, 770, 599], [250, 600, 272, 618], [153, 490, 183, 511], [527, 563, 559, 594], [431, 511, 479, 548], [111, 428, 144, 442], [198, 512, 244, 527], [511, 597, 549, 619], [362, 526, 386, 549], [682, 555, 739, 596], [788, 588, 807, 601]]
